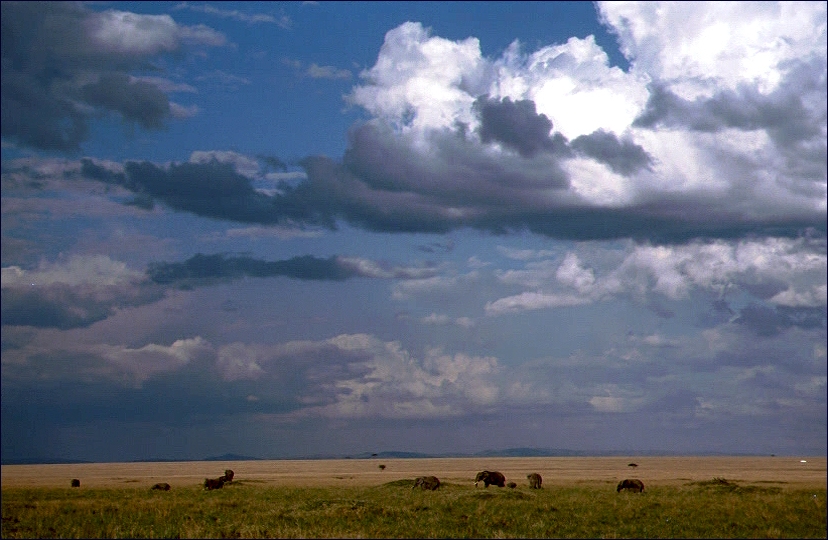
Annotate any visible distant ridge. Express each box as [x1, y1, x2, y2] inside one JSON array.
[[3, 448, 774, 465], [203, 453, 263, 462], [472, 447, 589, 458], [351, 451, 434, 459], [130, 453, 263, 463], [325, 448, 771, 460], [342, 448, 603, 460], [131, 457, 189, 463]]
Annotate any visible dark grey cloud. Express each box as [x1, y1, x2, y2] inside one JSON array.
[[344, 120, 571, 194], [0, 249, 435, 331], [734, 303, 827, 338], [634, 57, 826, 180], [147, 253, 438, 289], [0, 337, 387, 461], [570, 129, 652, 176], [473, 95, 566, 157], [81, 158, 332, 227], [502, 201, 824, 243], [1, 65, 89, 152], [339, 120, 572, 229], [147, 253, 356, 287], [0, 361, 296, 427], [315, 109, 823, 241], [81, 74, 171, 130], [635, 82, 820, 144], [0, 2, 220, 152], [78, 145, 825, 244], [123, 160, 278, 221], [0, 283, 164, 330]]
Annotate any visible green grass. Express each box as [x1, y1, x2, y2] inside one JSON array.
[[2, 479, 825, 538]]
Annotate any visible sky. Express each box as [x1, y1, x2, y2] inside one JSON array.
[[1, 1, 826, 463]]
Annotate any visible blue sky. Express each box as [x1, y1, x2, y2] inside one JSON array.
[[2, 1, 826, 462]]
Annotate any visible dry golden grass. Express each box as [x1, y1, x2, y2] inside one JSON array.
[[2, 456, 825, 490]]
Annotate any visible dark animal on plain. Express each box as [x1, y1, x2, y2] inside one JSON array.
[[412, 475, 441, 490], [151, 482, 171, 491], [474, 470, 506, 488], [527, 472, 543, 489], [204, 477, 225, 490], [617, 479, 645, 493], [219, 469, 234, 483], [70, 479, 80, 488], [507, 482, 517, 489], [628, 463, 638, 468]]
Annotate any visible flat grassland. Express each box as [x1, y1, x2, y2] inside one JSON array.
[[2, 457, 825, 538], [3, 455, 825, 489]]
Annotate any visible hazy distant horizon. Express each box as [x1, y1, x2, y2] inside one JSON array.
[[5, 446, 824, 466]]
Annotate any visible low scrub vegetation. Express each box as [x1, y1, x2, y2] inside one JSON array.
[[2, 478, 825, 538]]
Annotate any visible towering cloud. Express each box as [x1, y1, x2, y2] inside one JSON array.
[[63, 4, 824, 243]]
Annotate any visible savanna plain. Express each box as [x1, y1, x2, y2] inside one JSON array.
[[2, 456, 825, 538]]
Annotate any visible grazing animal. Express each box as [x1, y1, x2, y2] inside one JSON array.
[[412, 475, 441, 490], [204, 477, 225, 490], [617, 479, 645, 493], [527, 472, 543, 489], [507, 482, 517, 489], [474, 470, 506, 488], [219, 469, 234, 483], [70, 479, 80, 488], [151, 482, 171, 491], [628, 463, 638, 468]]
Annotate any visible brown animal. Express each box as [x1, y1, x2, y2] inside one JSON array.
[[617, 479, 645, 493], [412, 475, 441, 490], [507, 482, 517, 489], [527, 472, 543, 489], [204, 477, 225, 490], [151, 482, 171, 491], [474, 470, 506, 488], [70, 479, 80, 488], [219, 469, 234, 483]]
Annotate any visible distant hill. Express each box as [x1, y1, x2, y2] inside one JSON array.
[[131, 449, 592, 462], [4, 448, 771, 465], [129, 453, 264, 463], [131, 457, 190, 463], [472, 447, 590, 457], [350, 451, 435, 459], [342, 448, 596, 460], [203, 453, 263, 462]]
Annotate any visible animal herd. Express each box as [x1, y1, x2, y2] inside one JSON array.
[[68, 469, 236, 491], [416, 470, 643, 493], [68, 465, 645, 494], [203, 469, 235, 490]]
